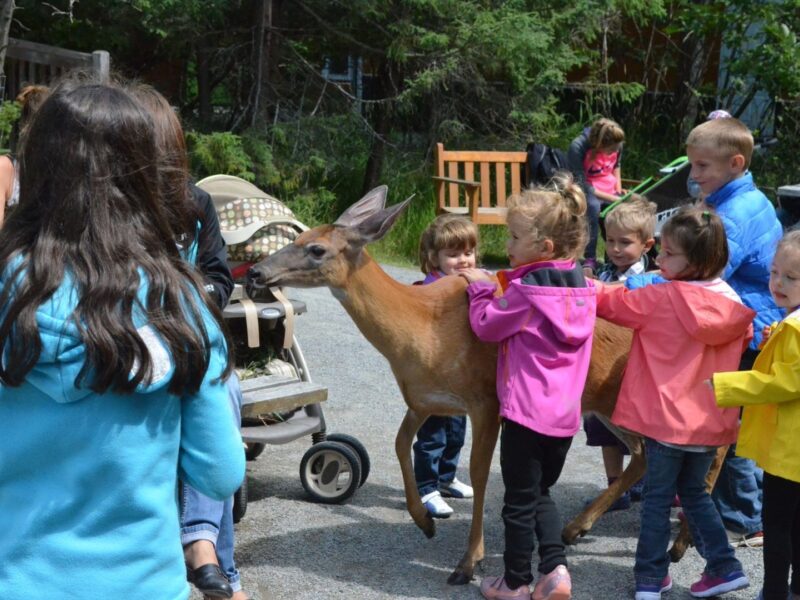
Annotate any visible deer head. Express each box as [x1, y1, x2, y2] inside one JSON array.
[[248, 186, 412, 291]]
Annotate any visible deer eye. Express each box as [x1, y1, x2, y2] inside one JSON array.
[[308, 244, 327, 259]]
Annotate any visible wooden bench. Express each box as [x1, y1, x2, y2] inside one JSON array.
[[433, 142, 527, 225]]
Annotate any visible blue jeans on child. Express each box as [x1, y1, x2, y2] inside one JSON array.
[[712, 445, 763, 535], [180, 373, 244, 592], [712, 350, 764, 537], [413, 415, 466, 496], [635, 439, 743, 587]]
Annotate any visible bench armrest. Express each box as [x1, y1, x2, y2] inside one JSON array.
[[432, 176, 482, 220], [432, 175, 480, 189]]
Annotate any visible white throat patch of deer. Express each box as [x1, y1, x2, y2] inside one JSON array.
[[248, 186, 717, 585]]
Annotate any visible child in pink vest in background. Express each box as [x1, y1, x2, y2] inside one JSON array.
[[596, 206, 754, 600], [568, 117, 626, 273], [461, 174, 597, 600]]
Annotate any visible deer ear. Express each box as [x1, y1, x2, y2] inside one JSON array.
[[353, 196, 414, 244], [334, 185, 388, 227]]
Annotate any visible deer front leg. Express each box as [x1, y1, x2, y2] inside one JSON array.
[[395, 408, 435, 539], [563, 433, 646, 544], [448, 403, 500, 585], [669, 444, 728, 562]]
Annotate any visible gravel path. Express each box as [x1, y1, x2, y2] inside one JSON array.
[[197, 264, 764, 600]]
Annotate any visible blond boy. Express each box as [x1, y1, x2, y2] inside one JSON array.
[[597, 196, 656, 282], [686, 116, 782, 546], [585, 196, 657, 511]]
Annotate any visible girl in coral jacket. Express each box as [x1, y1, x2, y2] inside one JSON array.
[[596, 207, 754, 600], [461, 174, 596, 600], [714, 229, 800, 600]]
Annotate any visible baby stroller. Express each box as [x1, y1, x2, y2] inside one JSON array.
[[196, 175, 370, 520]]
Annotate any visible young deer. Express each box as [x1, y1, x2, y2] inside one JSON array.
[[247, 187, 709, 584]]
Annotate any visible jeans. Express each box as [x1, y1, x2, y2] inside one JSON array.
[[180, 373, 244, 592], [712, 445, 763, 534], [413, 415, 467, 496], [635, 439, 742, 587], [762, 472, 800, 599], [500, 419, 572, 589], [711, 349, 764, 536]]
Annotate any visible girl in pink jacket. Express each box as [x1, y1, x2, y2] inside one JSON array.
[[596, 207, 754, 600], [461, 175, 597, 600]]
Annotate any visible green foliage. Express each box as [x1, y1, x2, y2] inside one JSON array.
[[186, 131, 256, 182], [0, 101, 21, 151]]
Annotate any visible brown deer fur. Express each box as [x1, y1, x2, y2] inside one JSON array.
[[248, 189, 717, 585]]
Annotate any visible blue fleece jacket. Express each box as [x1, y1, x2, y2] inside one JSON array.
[[0, 263, 245, 599]]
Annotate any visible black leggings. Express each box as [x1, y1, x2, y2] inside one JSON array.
[[763, 471, 800, 599], [500, 419, 573, 588]]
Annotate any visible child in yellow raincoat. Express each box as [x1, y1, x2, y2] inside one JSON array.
[[714, 229, 800, 600]]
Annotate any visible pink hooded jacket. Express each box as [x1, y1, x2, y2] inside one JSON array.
[[467, 260, 597, 437], [598, 280, 755, 446]]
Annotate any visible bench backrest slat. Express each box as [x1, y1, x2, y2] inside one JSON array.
[[434, 143, 527, 224]]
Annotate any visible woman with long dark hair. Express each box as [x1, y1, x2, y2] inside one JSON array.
[[0, 78, 245, 599], [132, 83, 246, 600]]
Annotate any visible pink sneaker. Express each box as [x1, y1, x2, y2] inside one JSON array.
[[532, 565, 572, 600], [689, 570, 749, 598], [480, 575, 530, 600]]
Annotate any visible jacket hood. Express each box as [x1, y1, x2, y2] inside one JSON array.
[[507, 260, 596, 347], [667, 281, 755, 345], [1, 260, 176, 404]]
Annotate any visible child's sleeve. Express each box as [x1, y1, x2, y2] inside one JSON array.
[[466, 281, 536, 343], [596, 282, 654, 329], [179, 319, 246, 501], [567, 134, 591, 193], [715, 327, 800, 407], [719, 214, 745, 280]]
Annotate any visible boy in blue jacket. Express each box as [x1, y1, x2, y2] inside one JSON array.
[[686, 117, 782, 550]]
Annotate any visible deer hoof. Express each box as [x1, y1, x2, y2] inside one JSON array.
[[561, 524, 586, 545], [421, 515, 436, 539], [447, 567, 473, 585], [669, 541, 689, 563]]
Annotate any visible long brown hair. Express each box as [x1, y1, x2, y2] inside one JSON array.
[[129, 83, 198, 247], [0, 78, 230, 394]]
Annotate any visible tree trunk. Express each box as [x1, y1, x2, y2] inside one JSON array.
[[674, 1, 715, 143], [362, 60, 396, 195], [0, 1, 15, 76], [196, 40, 212, 128]]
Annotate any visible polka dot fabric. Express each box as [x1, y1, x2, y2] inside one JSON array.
[[217, 196, 298, 263]]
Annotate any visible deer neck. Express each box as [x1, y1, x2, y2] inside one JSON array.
[[333, 254, 425, 360]]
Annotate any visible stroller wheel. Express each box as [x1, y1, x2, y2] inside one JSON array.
[[325, 433, 370, 487], [244, 442, 266, 461], [299, 441, 361, 504], [232, 475, 248, 523]]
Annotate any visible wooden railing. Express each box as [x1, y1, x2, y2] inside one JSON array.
[[3, 38, 110, 100]]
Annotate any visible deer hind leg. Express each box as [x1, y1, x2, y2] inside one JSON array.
[[448, 402, 500, 585], [562, 421, 646, 544], [395, 408, 436, 539], [669, 443, 728, 562]]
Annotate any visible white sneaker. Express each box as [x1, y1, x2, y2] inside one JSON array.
[[421, 491, 454, 518], [440, 478, 474, 499]]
